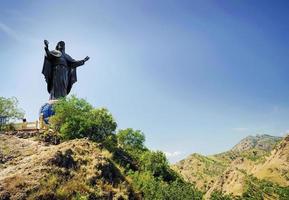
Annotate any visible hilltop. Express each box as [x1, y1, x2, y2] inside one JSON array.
[[231, 134, 282, 152]]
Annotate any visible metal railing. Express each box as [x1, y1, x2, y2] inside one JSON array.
[[0, 115, 47, 131]]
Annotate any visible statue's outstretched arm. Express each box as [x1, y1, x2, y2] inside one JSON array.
[[44, 40, 52, 59], [71, 60, 85, 68], [66, 54, 89, 68]]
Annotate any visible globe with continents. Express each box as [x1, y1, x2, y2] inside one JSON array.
[[39, 102, 55, 124]]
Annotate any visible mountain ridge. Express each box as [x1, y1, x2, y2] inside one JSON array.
[[174, 134, 288, 199], [231, 134, 282, 152]]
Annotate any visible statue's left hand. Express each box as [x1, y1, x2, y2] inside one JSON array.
[[44, 40, 49, 48], [84, 56, 90, 62]]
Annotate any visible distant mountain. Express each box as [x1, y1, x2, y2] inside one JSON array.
[[174, 134, 289, 199], [231, 134, 282, 152]]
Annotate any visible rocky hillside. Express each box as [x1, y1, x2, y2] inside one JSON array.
[[174, 134, 289, 199], [172, 153, 227, 191], [252, 135, 289, 186], [0, 131, 138, 200], [231, 134, 282, 152]]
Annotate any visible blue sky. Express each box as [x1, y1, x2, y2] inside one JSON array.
[[1, 0, 289, 162]]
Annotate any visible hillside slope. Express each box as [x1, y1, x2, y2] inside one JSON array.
[[0, 132, 137, 200], [206, 135, 289, 199], [173, 153, 227, 191], [252, 135, 289, 186], [174, 134, 288, 199]]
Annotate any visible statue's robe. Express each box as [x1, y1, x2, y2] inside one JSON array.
[[42, 49, 84, 100]]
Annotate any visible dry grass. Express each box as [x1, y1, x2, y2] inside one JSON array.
[[253, 135, 289, 186], [0, 133, 136, 200]]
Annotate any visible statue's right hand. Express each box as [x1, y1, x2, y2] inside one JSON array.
[[44, 40, 49, 48]]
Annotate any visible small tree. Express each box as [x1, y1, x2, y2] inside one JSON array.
[[116, 128, 145, 151], [0, 96, 24, 122], [139, 151, 175, 180]]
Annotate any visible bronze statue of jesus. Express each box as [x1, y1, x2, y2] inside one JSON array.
[[42, 40, 89, 100]]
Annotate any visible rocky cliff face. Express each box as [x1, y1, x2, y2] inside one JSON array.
[[174, 134, 288, 199], [231, 134, 282, 152]]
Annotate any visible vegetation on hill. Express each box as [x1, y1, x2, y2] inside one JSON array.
[[48, 96, 204, 199], [0, 97, 24, 120], [0, 96, 203, 200], [242, 174, 289, 200], [50, 96, 117, 143], [173, 153, 228, 191], [206, 171, 289, 200]]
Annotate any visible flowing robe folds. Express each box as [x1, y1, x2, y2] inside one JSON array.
[[42, 48, 84, 100]]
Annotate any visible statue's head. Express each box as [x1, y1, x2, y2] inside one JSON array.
[[56, 41, 65, 52]]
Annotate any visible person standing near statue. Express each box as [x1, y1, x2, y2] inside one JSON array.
[[42, 40, 90, 100]]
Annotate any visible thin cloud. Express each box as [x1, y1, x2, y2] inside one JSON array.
[[164, 151, 181, 158], [0, 20, 39, 44], [0, 21, 22, 42]]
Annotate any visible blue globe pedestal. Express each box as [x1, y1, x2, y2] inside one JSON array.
[[39, 101, 56, 124]]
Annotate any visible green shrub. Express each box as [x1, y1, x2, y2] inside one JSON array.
[[115, 128, 147, 163], [129, 171, 202, 200], [0, 96, 24, 121], [50, 96, 117, 142], [242, 175, 289, 200], [117, 128, 145, 151], [102, 133, 118, 152], [165, 179, 203, 200], [0, 123, 15, 131], [116, 129, 180, 181], [139, 150, 175, 181], [0, 96, 24, 130]]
